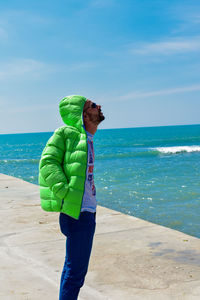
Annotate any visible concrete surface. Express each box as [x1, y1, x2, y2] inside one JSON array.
[[0, 173, 200, 300]]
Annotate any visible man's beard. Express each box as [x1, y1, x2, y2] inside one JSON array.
[[88, 110, 105, 125], [99, 113, 105, 122]]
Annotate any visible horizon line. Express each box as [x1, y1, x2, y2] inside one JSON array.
[[1, 123, 200, 135]]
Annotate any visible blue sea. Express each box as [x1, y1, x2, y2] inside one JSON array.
[[1, 124, 200, 238]]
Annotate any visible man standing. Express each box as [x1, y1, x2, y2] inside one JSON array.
[[39, 95, 105, 299]]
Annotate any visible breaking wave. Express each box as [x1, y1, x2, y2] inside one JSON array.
[[155, 145, 200, 154]]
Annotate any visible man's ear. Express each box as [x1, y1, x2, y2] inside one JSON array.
[[83, 112, 88, 120]]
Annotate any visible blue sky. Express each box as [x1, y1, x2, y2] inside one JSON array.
[[0, 0, 200, 133]]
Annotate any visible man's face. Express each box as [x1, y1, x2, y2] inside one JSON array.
[[83, 99, 105, 125]]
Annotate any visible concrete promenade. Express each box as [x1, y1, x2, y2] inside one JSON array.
[[1, 173, 200, 300]]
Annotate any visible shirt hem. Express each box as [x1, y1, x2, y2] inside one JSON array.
[[81, 208, 96, 213]]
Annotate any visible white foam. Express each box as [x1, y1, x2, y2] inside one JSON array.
[[155, 145, 200, 154]]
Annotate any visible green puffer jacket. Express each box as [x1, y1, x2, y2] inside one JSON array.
[[38, 95, 88, 220]]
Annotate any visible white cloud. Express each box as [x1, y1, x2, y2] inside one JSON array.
[[0, 58, 99, 81], [0, 59, 50, 80], [0, 27, 7, 38], [68, 61, 98, 71], [188, 13, 200, 24], [119, 84, 200, 101], [131, 37, 200, 55], [170, 4, 200, 24], [0, 9, 51, 26], [0, 104, 56, 113], [195, 16, 200, 23], [166, 3, 200, 34]]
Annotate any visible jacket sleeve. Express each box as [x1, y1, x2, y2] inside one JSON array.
[[39, 128, 69, 200]]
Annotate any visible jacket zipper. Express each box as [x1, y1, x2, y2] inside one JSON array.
[[60, 198, 64, 210], [79, 132, 88, 217]]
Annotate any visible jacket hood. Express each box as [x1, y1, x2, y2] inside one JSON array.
[[59, 95, 87, 132]]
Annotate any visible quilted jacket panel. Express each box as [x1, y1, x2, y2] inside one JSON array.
[[39, 95, 87, 219]]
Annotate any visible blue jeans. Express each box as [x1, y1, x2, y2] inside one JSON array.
[[59, 212, 96, 300]]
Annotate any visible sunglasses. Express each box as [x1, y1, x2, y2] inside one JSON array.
[[84, 102, 97, 112]]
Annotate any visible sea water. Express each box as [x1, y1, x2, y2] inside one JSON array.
[[0, 124, 200, 238]]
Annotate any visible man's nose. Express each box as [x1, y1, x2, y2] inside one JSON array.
[[97, 104, 101, 109]]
